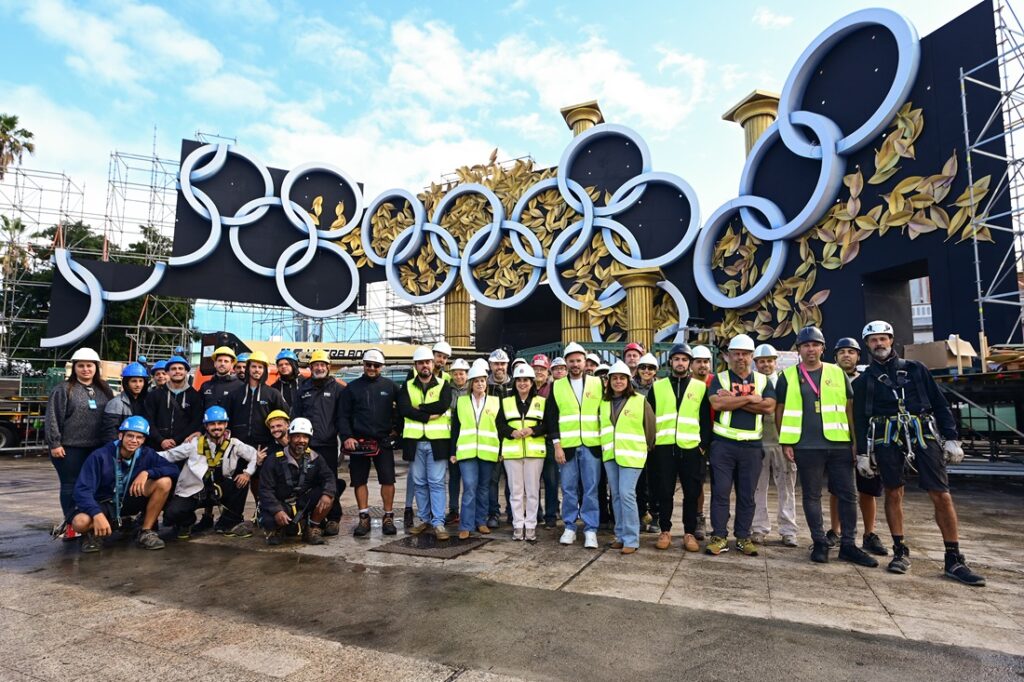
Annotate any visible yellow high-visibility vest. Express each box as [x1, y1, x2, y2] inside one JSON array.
[[500, 395, 547, 459], [652, 377, 705, 449], [712, 371, 768, 441], [599, 394, 649, 468], [404, 379, 451, 440], [551, 375, 603, 448], [454, 394, 500, 461], [778, 363, 850, 444]]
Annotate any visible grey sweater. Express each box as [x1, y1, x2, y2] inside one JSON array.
[[45, 382, 109, 449]]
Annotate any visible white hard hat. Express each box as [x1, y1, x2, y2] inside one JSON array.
[[551, 356, 567, 367], [606, 360, 630, 376], [432, 341, 452, 356], [412, 347, 433, 363], [595, 363, 611, 374], [586, 353, 601, 365], [513, 364, 536, 379], [70, 347, 101, 363], [691, 345, 713, 360], [288, 417, 314, 436], [467, 365, 488, 380], [450, 358, 470, 371], [363, 349, 385, 364], [511, 357, 528, 368], [862, 320, 894, 339], [488, 348, 510, 363], [638, 353, 659, 368], [753, 344, 777, 359], [728, 334, 756, 352], [563, 342, 586, 358], [471, 357, 489, 370]]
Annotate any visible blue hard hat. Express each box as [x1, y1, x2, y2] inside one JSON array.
[[276, 349, 299, 363], [137, 355, 147, 363], [121, 362, 149, 379], [119, 415, 150, 436], [203, 405, 229, 424], [152, 360, 168, 372], [166, 355, 190, 371]]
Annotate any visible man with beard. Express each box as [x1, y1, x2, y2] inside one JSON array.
[[271, 349, 301, 408], [486, 348, 513, 528], [143, 355, 202, 453], [202, 346, 243, 411]]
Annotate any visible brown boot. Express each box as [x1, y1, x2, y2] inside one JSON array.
[[303, 525, 326, 545], [655, 532, 672, 550], [434, 525, 450, 541], [458, 530, 471, 540], [682, 533, 699, 552], [410, 522, 432, 535], [621, 546, 637, 555], [477, 525, 491, 535]]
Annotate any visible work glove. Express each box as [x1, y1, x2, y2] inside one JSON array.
[[943, 439, 965, 464], [856, 454, 875, 479]]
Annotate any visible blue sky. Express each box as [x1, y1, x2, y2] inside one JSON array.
[[0, 0, 982, 222]]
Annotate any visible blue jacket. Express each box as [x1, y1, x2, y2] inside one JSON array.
[[73, 441, 179, 517]]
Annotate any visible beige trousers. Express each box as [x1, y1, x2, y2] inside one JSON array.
[[504, 458, 544, 530]]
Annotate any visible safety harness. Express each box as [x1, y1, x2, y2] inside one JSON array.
[[198, 435, 231, 506], [280, 448, 315, 523], [865, 357, 940, 471]]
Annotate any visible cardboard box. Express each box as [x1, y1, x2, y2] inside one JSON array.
[[904, 336, 978, 370]]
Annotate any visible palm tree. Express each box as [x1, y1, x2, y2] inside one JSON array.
[[1, 216, 31, 279], [0, 114, 35, 181]]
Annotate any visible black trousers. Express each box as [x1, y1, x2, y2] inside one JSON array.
[[314, 440, 344, 522], [164, 475, 248, 529], [651, 445, 705, 534], [795, 447, 857, 545]]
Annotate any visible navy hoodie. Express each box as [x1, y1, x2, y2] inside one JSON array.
[[73, 441, 179, 517]]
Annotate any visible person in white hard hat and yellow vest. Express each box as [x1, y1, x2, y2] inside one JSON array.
[[444, 358, 471, 526], [600, 361, 656, 554], [433, 341, 453, 383], [397, 347, 453, 539], [450, 364, 500, 539], [706, 334, 777, 557], [497, 364, 548, 542]]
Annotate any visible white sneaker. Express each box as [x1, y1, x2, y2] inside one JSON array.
[[559, 528, 576, 545], [513, 527, 524, 541], [584, 530, 598, 549]]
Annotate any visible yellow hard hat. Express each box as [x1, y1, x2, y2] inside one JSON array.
[[212, 346, 236, 360], [264, 409, 290, 426], [309, 349, 330, 364], [247, 350, 270, 366]]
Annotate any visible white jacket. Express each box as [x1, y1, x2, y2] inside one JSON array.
[[161, 437, 258, 498]]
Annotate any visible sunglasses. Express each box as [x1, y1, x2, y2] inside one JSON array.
[[363, 362, 383, 368]]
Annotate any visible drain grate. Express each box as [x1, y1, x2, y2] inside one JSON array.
[[370, 534, 491, 559]]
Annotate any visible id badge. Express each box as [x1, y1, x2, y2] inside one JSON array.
[[814, 400, 821, 414], [88, 399, 98, 410]]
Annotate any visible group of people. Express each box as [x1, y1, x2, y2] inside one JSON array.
[[44, 320, 984, 586]]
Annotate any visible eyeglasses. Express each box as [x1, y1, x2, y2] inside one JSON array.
[[363, 363, 382, 369], [639, 365, 657, 371]]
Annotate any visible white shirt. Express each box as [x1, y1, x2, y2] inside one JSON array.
[[569, 376, 585, 403]]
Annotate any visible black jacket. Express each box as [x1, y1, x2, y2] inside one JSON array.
[[852, 353, 957, 452], [201, 373, 242, 410], [258, 447, 336, 516], [101, 391, 147, 442], [270, 375, 300, 409], [227, 381, 288, 446], [397, 375, 452, 461], [338, 374, 399, 442], [294, 377, 345, 447], [645, 376, 713, 454], [142, 384, 202, 449]]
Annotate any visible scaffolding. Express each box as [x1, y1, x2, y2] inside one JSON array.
[[960, 0, 1024, 345]]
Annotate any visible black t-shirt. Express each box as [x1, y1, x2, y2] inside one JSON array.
[[776, 367, 853, 449], [708, 370, 777, 447]]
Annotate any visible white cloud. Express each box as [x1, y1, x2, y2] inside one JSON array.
[[496, 113, 556, 142], [752, 7, 794, 29], [293, 16, 371, 72], [387, 20, 497, 107], [204, 0, 278, 23], [186, 73, 274, 111]]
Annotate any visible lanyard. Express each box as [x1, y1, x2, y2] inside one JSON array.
[[113, 450, 140, 519], [798, 364, 821, 398], [199, 436, 230, 478]]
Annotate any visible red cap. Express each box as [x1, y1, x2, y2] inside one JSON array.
[[531, 354, 551, 369], [624, 342, 645, 354]]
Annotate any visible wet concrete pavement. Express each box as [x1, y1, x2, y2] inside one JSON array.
[[1, 457, 1023, 681]]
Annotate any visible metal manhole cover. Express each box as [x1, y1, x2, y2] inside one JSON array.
[[370, 534, 491, 559]]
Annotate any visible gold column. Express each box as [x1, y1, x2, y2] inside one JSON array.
[[444, 280, 471, 348], [559, 100, 605, 344], [614, 266, 664, 352], [722, 90, 780, 156]]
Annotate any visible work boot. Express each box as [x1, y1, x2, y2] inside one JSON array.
[[544, 518, 557, 530], [655, 532, 672, 550], [607, 539, 624, 549], [621, 546, 637, 555], [705, 536, 729, 555], [862, 532, 889, 556], [888, 543, 911, 574], [811, 541, 829, 563], [403, 507, 414, 529], [825, 529, 839, 548], [265, 529, 282, 546], [839, 543, 879, 567], [354, 513, 371, 538], [735, 537, 759, 556], [80, 531, 102, 553], [303, 525, 326, 545], [750, 531, 766, 545], [409, 522, 432, 535], [323, 520, 340, 537], [434, 525, 450, 541], [477, 525, 492, 535], [136, 529, 165, 551], [224, 521, 253, 538], [458, 530, 471, 540], [944, 552, 986, 587], [382, 514, 397, 535], [176, 524, 192, 540], [682, 534, 700, 553], [444, 510, 459, 526], [194, 513, 214, 533], [486, 515, 499, 529]]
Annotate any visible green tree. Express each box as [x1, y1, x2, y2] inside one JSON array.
[[0, 114, 35, 181]]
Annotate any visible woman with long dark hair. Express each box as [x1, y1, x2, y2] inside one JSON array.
[[45, 347, 114, 538]]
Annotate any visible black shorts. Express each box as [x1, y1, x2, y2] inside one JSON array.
[[829, 471, 882, 498], [874, 440, 949, 493], [348, 450, 397, 487]]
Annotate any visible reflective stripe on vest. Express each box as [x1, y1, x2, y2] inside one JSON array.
[[403, 379, 451, 440], [455, 394, 500, 461], [500, 395, 547, 459], [652, 377, 706, 449], [551, 375, 603, 447], [712, 371, 767, 441], [599, 394, 648, 468], [777, 363, 850, 444]]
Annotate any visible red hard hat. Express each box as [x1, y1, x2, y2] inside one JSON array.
[[531, 354, 551, 369], [624, 342, 645, 354]]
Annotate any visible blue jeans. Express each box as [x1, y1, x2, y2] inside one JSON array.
[[559, 445, 601, 532], [411, 441, 447, 527], [404, 466, 415, 509], [52, 446, 94, 519], [605, 460, 643, 548], [539, 442, 559, 523], [457, 458, 493, 532]]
